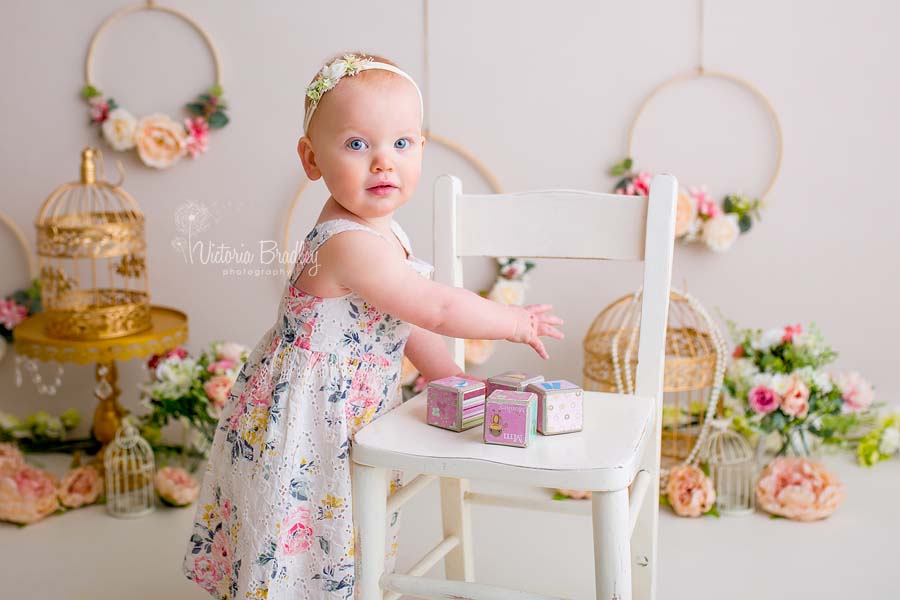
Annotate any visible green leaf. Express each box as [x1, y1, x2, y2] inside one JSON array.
[[610, 164, 627, 176], [624, 157, 633, 169], [107, 98, 118, 111], [738, 214, 752, 233], [723, 196, 735, 213], [186, 103, 206, 116], [552, 492, 570, 501], [199, 94, 212, 104], [208, 111, 229, 128], [80, 85, 101, 99], [706, 505, 721, 518], [208, 84, 224, 98], [659, 493, 670, 507], [699, 462, 710, 477]]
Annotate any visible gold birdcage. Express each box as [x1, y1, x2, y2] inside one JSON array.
[[35, 147, 151, 340], [583, 289, 727, 471]]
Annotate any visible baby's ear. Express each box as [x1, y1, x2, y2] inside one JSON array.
[[297, 137, 322, 180]]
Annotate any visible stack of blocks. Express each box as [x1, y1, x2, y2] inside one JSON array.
[[425, 370, 584, 448]]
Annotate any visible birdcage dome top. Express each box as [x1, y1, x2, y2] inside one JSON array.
[[702, 419, 753, 466]]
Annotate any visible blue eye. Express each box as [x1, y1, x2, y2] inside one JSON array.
[[347, 138, 368, 150], [394, 138, 410, 149]]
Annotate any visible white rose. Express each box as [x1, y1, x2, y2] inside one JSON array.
[[726, 358, 757, 382], [487, 279, 525, 306], [751, 372, 773, 389], [751, 328, 784, 351], [701, 214, 740, 252], [770, 373, 792, 396], [321, 61, 348, 81], [879, 426, 900, 456], [101, 108, 137, 151]]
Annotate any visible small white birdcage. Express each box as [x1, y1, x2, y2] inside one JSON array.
[[103, 417, 156, 518], [702, 419, 756, 516]]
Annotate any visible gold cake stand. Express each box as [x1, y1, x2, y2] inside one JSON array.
[[14, 306, 189, 454]]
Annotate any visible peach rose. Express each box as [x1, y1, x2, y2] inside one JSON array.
[[674, 192, 698, 238], [781, 376, 810, 418], [204, 375, 234, 413], [556, 488, 592, 500], [464, 338, 496, 366], [155, 466, 199, 507], [58, 465, 103, 508], [0, 442, 25, 475], [756, 457, 844, 521], [0, 465, 60, 524], [665, 464, 716, 517], [133, 113, 188, 169], [400, 355, 419, 386]]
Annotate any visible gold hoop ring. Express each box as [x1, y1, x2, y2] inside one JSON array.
[[85, 1, 223, 89], [627, 68, 783, 201], [0, 210, 37, 280]]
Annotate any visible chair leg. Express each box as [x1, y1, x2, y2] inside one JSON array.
[[630, 481, 659, 600], [352, 462, 388, 600], [439, 477, 474, 581], [592, 488, 632, 600]]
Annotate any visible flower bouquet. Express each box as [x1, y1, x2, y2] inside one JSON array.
[[724, 322, 876, 457], [139, 341, 249, 464]]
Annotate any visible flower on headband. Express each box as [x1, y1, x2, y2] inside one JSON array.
[[306, 54, 373, 104]]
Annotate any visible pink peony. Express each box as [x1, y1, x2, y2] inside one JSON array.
[[155, 466, 199, 506], [147, 347, 189, 370], [204, 375, 234, 413], [0, 442, 25, 475], [58, 465, 103, 508], [666, 464, 716, 517], [207, 359, 236, 375], [631, 171, 653, 196], [781, 377, 810, 418], [782, 324, 803, 343], [279, 506, 313, 555], [756, 457, 844, 521], [0, 298, 28, 330], [88, 96, 109, 123], [0, 465, 60, 524], [835, 371, 874, 413], [190, 555, 226, 594], [748, 385, 780, 415], [184, 116, 210, 158]]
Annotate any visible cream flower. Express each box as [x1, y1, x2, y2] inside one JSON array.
[[488, 279, 525, 306], [133, 113, 188, 169], [101, 108, 137, 151], [321, 61, 348, 81], [701, 214, 740, 252], [464, 339, 496, 366]]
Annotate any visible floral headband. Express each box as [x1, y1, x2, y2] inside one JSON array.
[[303, 54, 424, 133]]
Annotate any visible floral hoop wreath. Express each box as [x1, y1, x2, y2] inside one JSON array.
[[0, 210, 41, 359], [281, 131, 532, 375], [80, 1, 229, 169], [613, 68, 784, 252]]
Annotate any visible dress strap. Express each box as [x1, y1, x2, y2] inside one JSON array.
[[289, 219, 388, 286], [390, 219, 413, 258]]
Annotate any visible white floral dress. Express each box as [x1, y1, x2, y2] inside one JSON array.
[[183, 218, 434, 599]]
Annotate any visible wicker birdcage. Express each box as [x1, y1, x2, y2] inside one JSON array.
[[35, 147, 151, 340], [583, 289, 727, 471], [103, 417, 156, 518], [701, 419, 756, 516]]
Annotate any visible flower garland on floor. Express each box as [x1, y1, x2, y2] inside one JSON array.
[[81, 85, 228, 169], [610, 157, 763, 252]]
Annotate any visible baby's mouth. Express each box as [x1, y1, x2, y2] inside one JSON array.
[[366, 184, 398, 196]]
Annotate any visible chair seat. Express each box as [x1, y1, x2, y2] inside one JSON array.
[[352, 390, 653, 491]]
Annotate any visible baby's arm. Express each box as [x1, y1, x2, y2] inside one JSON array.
[[319, 230, 564, 358], [404, 324, 467, 383]]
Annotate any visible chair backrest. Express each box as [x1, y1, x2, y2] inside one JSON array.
[[432, 173, 677, 402]]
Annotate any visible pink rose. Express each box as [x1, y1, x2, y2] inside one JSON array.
[[781, 377, 810, 418], [0, 298, 28, 330], [220, 498, 232, 522], [147, 347, 188, 370], [756, 457, 844, 521], [207, 359, 236, 375], [665, 464, 716, 517], [204, 375, 234, 414], [556, 488, 591, 500], [0, 465, 60, 524], [155, 466, 199, 506], [732, 345, 745, 358], [279, 506, 313, 555], [782, 324, 802, 343], [835, 371, 874, 413], [88, 96, 109, 123], [689, 186, 720, 219], [210, 528, 233, 564], [190, 555, 226, 594], [0, 442, 25, 475], [185, 116, 210, 158], [748, 385, 780, 415], [347, 368, 383, 414], [58, 465, 103, 508]]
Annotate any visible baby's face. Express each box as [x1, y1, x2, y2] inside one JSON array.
[[300, 75, 424, 220]]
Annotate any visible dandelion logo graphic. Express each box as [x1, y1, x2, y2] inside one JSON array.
[[171, 201, 214, 263]]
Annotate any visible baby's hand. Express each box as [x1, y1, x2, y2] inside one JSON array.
[[504, 304, 565, 360]]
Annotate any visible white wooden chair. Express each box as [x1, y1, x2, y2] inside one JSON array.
[[351, 173, 677, 600]]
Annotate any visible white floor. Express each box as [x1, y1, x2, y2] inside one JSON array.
[[1, 452, 896, 599]]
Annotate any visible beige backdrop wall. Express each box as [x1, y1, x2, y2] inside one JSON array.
[[1, 0, 897, 442]]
